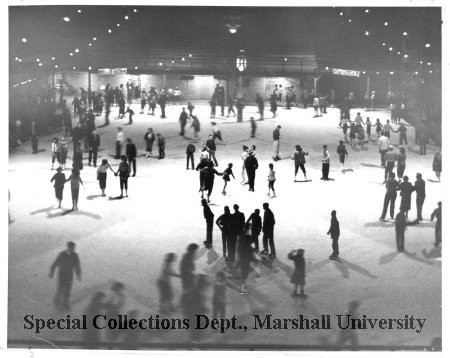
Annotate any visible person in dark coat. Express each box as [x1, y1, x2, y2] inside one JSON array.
[[395, 210, 419, 252], [115, 155, 130, 197], [250, 117, 257, 138], [327, 210, 340, 260], [432, 151, 441, 181], [118, 96, 126, 118], [337, 140, 348, 173], [227, 96, 236, 117], [227, 204, 245, 263], [262, 203, 276, 257], [216, 206, 232, 258], [144, 128, 155, 158], [431, 202, 442, 247], [398, 175, 413, 219], [292, 145, 309, 181], [380, 172, 398, 221], [157, 133, 165, 159], [190, 116, 201, 138], [87, 130, 100, 167], [288, 249, 306, 297], [158, 91, 167, 118], [269, 93, 278, 117], [209, 94, 217, 118], [125, 138, 137, 176], [199, 161, 222, 203], [396, 147, 407, 180], [202, 199, 214, 249], [206, 134, 218, 167], [179, 107, 188, 137], [49, 241, 81, 310], [186, 140, 196, 170], [236, 99, 245, 122], [246, 209, 262, 251], [71, 123, 83, 152], [413, 173, 426, 221], [179, 243, 199, 292], [50, 167, 66, 208], [245, 151, 259, 192], [125, 106, 135, 124], [418, 124, 429, 155], [72, 144, 83, 171]]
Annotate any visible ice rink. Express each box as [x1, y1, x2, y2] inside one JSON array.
[[8, 102, 442, 348]]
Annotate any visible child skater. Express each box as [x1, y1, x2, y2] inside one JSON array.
[[337, 140, 349, 173], [97, 159, 115, 196], [115, 155, 130, 197], [365, 117, 372, 139], [157, 253, 180, 314], [288, 248, 307, 298], [342, 119, 349, 140], [66, 169, 83, 210], [375, 118, 383, 138], [222, 163, 235, 195], [50, 167, 66, 208], [267, 163, 276, 197], [349, 122, 357, 148]]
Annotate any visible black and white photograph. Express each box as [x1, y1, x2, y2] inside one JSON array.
[[5, 0, 445, 353]]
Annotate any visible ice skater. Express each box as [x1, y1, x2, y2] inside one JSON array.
[[216, 206, 232, 258], [190, 115, 201, 138], [246, 209, 262, 251], [396, 147, 406, 179], [49, 241, 81, 311], [199, 161, 223, 202], [222, 163, 235, 195], [292, 145, 309, 181], [115, 127, 124, 159], [179, 107, 188, 137], [50, 167, 66, 208], [431, 202, 442, 247], [272, 125, 281, 161], [379, 172, 399, 221], [96, 159, 115, 196], [115, 155, 130, 197], [337, 140, 348, 173], [187, 102, 195, 118], [241, 145, 249, 184], [125, 138, 137, 176], [270, 92, 278, 118], [157, 133, 165, 159], [413, 173, 426, 221], [66, 169, 83, 210], [125, 106, 134, 124], [261, 203, 276, 257], [51, 137, 60, 170], [374, 118, 383, 138], [144, 128, 155, 158], [250, 117, 257, 138], [383, 145, 397, 183], [202, 198, 215, 248], [227, 96, 236, 117], [211, 122, 225, 144], [267, 163, 276, 197], [432, 151, 441, 182], [399, 176, 413, 219], [327, 210, 340, 260], [157, 253, 180, 314], [245, 150, 259, 192], [321, 145, 330, 180], [186, 140, 196, 170], [288, 249, 307, 298]]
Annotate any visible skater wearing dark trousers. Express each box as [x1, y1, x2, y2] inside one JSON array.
[[272, 125, 281, 161], [179, 108, 188, 136], [88, 131, 100, 167], [288, 249, 307, 297], [125, 138, 137, 176], [227, 97, 236, 117], [327, 210, 340, 259], [396, 147, 406, 179], [245, 151, 259, 191], [67, 169, 83, 210], [378, 131, 389, 167], [384, 145, 396, 182], [380, 172, 399, 221], [321, 145, 330, 180], [262, 203, 276, 257], [190, 116, 201, 138], [206, 135, 218, 166], [115, 155, 130, 197], [50, 167, 66, 208], [270, 93, 278, 117], [395, 210, 419, 252], [157, 133, 165, 159], [365, 117, 372, 138], [97, 159, 114, 196], [399, 176, 413, 219], [432, 152, 442, 181], [236, 99, 244, 122], [125, 106, 134, 124], [157, 253, 180, 314], [337, 140, 348, 173], [227, 204, 245, 263], [413, 173, 426, 221], [211, 122, 224, 143], [418, 126, 429, 155], [116, 127, 124, 159], [144, 128, 155, 158], [292, 145, 309, 181], [158, 91, 167, 118], [267, 163, 276, 197], [246, 209, 262, 251], [118, 97, 126, 118], [431, 202, 442, 247], [49, 241, 81, 311], [216, 206, 232, 257], [256, 94, 264, 120], [250, 117, 257, 138], [202, 199, 214, 249], [383, 120, 394, 139], [395, 122, 408, 145], [186, 141, 196, 170], [187, 102, 195, 118], [375, 119, 382, 138], [222, 163, 235, 195], [199, 161, 223, 202]]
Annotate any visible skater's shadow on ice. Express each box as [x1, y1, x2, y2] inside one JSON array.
[[333, 259, 377, 279], [378, 251, 399, 265], [422, 247, 441, 259], [364, 221, 394, 228], [427, 179, 440, 183], [402, 251, 434, 266], [87, 194, 104, 200], [342, 169, 354, 173], [30, 206, 55, 215], [271, 257, 293, 277], [306, 258, 331, 273], [360, 163, 382, 168], [56, 209, 102, 220], [108, 195, 126, 200]]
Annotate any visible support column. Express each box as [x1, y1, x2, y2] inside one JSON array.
[[88, 70, 92, 105]]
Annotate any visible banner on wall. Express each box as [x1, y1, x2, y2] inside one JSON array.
[[98, 68, 128, 75], [332, 68, 360, 78]]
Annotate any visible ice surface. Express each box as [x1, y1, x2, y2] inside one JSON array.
[[8, 102, 442, 348]]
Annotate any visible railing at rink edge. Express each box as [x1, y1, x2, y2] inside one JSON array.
[[7, 339, 441, 351]]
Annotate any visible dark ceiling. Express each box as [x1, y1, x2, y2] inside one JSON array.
[[9, 6, 441, 75]]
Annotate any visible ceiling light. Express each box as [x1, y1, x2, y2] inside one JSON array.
[[55, 65, 58, 68], [189, 54, 192, 57], [403, 32, 408, 36], [384, 22, 388, 26], [397, 51, 401, 55], [88, 66, 92, 70], [88, 43, 92, 46], [429, 70, 433, 73], [425, 43, 431, 48], [325, 66, 329, 70], [365, 30, 369, 36], [73, 66, 76, 70], [182, 57, 185, 61], [362, 71, 366, 74], [134, 66, 138, 70], [22, 38, 27, 43], [15, 56, 18, 61], [365, 9, 369, 13], [389, 47, 393, 51], [228, 27, 237, 34], [390, 71, 394, 74], [284, 58, 287, 61], [159, 62, 163, 66], [117, 24, 120, 27], [404, 54, 408, 58], [419, 61, 423, 64], [51, 57, 55, 60], [382, 43, 386, 46], [108, 29, 112, 33], [415, 71, 418, 74], [340, 12, 343, 16], [63, 17, 70, 22], [75, 48, 79, 53], [36, 58, 40, 62], [124, 15, 129, 20], [348, 19, 352, 22], [18, 59, 22, 62], [427, 62, 431, 66], [77, 9, 82, 14], [70, 52, 73, 56], [171, 60, 174, 64], [93, 37, 97, 41], [133, 9, 137, 13], [38, 63, 42, 67], [376, 72, 379, 75]]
